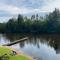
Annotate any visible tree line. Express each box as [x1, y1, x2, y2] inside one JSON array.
[[0, 8, 60, 34]]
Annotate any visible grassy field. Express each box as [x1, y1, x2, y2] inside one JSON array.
[[0, 46, 29, 60]]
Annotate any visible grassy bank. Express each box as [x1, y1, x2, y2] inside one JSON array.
[[0, 46, 32, 60]]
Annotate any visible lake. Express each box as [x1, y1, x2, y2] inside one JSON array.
[[0, 34, 60, 60]]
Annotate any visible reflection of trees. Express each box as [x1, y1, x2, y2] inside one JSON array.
[[26, 35, 60, 54], [3, 34, 27, 42], [2, 34, 60, 53], [25, 36, 40, 48], [19, 42, 24, 48], [38, 35, 60, 54]]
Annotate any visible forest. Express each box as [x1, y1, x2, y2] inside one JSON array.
[[0, 8, 60, 34]]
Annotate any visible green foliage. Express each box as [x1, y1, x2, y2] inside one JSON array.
[[0, 8, 60, 34], [0, 46, 29, 60]]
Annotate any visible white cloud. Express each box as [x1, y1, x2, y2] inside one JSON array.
[[0, 0, 60, 22], [0, 3, 42, 15], [0, 0, 60, 16], [0, 3, 31, 14], [39, 0, 60, 12], [0, 3, 47, 15]]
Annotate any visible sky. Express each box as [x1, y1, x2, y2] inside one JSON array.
[[0, 0, 60, 23]]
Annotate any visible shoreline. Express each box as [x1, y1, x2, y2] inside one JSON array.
[[0, 46, 35, 60]]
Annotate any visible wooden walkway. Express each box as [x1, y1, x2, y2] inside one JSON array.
[[3, 37, 28, 46]]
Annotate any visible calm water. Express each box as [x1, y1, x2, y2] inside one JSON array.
[[0, 34, 60, 60]]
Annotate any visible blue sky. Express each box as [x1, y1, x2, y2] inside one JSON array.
[[0, 0, 60, 22]]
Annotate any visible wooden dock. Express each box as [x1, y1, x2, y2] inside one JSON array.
[[3, 37, 28, 46]]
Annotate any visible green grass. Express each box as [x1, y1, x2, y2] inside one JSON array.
[[0, 46, 29, 60], [9, 55, 28, 60]]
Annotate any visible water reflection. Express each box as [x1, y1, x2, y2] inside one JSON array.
[[0, 34, 10, 45], [0, 34, 60, 60]]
